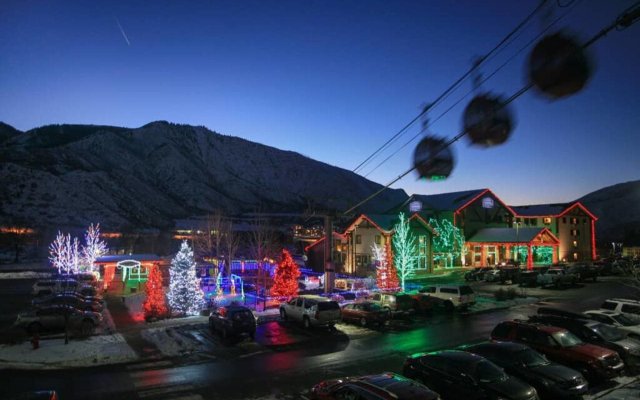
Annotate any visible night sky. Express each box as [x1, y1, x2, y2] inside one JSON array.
[[1, 1, 638, 206]]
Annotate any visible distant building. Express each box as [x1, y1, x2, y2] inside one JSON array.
[[305, 188, 599, 275]]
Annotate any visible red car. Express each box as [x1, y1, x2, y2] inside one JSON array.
[[310, 372, 440, 400], [341, 302, 390, 327], [491, 320, 624, 382]]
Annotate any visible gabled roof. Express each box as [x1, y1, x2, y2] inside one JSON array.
[[303, 232, 345, 252], [343, 214, 396, 234], [511, 204, 568, 216], [468, 227, 559, 244], [511, 201, 597, 220], [96, 254, 162, 263], [407, 189, 488, 212]]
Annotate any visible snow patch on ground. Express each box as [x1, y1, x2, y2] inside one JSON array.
[[0, 333, 138, 369], [0, 271, 53, 280], [469, 296, 538, 313], [585, 376, 640, 400], [140, 326, 206, 356]]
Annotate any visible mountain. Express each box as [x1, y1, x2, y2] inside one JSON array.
[[0, 121, 407, 229], [578, 180, 640, 244]]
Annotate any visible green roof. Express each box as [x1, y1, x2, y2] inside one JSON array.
[[468, 227, 546, 243]]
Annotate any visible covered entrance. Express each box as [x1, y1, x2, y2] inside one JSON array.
[[467, 227, 560, 270]]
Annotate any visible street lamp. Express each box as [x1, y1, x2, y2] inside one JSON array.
[[514, 221, 522, 264]]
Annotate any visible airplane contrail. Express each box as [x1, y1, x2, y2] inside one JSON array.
[[114, 17, 131, 46]]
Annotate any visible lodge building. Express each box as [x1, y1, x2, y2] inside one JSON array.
[[305, 188, 598, 276]]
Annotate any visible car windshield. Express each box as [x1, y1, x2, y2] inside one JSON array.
[[591, 323, 626, 342], [551, 331, 583, 347], [318, 301, 340, 311], [474, 360, 507, 383], [460, 286, 474, 295], [231, 310, 253, 320], [612, 314, 638, 326], [515, 348, 549, 367], [363, 303, 382, 312]]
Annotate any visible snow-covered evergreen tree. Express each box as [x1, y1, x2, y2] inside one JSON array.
[[82, 223, 108, 273], [168, 241, 205, 316]]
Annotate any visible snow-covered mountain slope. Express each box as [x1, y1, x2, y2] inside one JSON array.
[[578, 180, 640, 243], [0, 121, 408, 229]]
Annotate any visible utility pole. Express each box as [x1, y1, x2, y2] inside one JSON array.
[[323, 214, 335, 294]]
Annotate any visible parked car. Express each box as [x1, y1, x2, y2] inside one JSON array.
[[536, 268, 578, 288], [279, 295, 341, 329], [483, 269, 502, 282], [209, 305, 256, 340], [566, 264, 599, 282], [464, 267, 493, 282], [517, 271, 540, 288], [402, 350, 538, 400], [407, 293, 439, 314], [32, 293, 104, 313], [15, 304, 102, 335], [8, 390, 59, 400], [32, 279, 80, 297], [464, 341, 587, 399], [419, 285, 475, 311], [341, 302, 390, 327], [583, 309, 640, 338], [528, 313, 640, 371], [497, 266, 520, 284], [600, 298, 640, 323], [310, 372, 440, 400], [69, 272, 100, 288], [368, 292, 415, 314], [491, 320, 624, 381]]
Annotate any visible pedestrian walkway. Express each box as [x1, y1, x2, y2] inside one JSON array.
[[105, 293, 163, 359]]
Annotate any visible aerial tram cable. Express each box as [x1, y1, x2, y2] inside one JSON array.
[[352, 0, 549, 174], [362, 0, 582, 179], [343, 3, 640, 216]]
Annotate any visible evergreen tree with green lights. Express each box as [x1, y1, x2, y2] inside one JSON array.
[[393, 213, 417, 292], [429, 218, 466, 267], [168, 241, 205, 316], [143, 264, 168, 320], [271, 249, 300, 297]]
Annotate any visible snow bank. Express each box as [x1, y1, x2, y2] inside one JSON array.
[[0, 333, 138, 369], [468, 296, 538, 313], [140, 326, 206, 356], [0, 271, 53, 280]]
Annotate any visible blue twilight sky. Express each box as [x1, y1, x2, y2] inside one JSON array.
[[1, 1, 639, 206]]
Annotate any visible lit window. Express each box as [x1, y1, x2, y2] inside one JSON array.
[[573, 241, 578, 247], [543, 217, 551, 224], [571, 217, 578, 224], [573, 253, 578, 261]]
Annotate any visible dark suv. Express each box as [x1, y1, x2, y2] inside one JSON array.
[[465, 341, 587, 399], [529, 313, 640, 372], [310, 372, 439, 400], [209, 306, 256, 340], [491, 320, 624, 382], [402, 350, 538, 400]]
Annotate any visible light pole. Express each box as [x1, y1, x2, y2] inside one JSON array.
[[514, 221, 521, 264]]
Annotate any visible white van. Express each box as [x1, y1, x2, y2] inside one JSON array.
[[419, 284, 476, 311]]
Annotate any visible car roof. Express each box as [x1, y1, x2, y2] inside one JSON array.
[[412, 349, 483, 362], [356, 372, 436, 398], [585, 309, 618, 316], [467, 341, 528, 353], [508, 320, 566, 333], [607, 298, 640, 305], [299, 295, 329, 301]]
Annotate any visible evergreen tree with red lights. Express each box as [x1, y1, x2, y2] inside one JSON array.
[[378, 240, 400, 291], [271, 249, 300, 297], [143, 264, 168, 320]]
